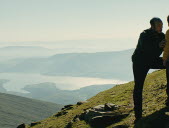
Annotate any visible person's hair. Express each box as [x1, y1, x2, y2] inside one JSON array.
[[167, 15, 169, 23], [150, 17, 162, 27]]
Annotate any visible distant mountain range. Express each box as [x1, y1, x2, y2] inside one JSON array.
[[0, 47, 136, 107], [0, 47, 134, 81], [0, 92, 63, 128], [0, 46, 58, 61]]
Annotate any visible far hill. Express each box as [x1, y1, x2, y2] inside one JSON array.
[[0, 92, 63, 128], [7, 83, 115, 105], [0, 49, 134, 81], [0, 46, 58, 61], [25, 69, 169, 128]]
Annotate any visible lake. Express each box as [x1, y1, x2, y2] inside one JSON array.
[[0, 72, 128, 93]]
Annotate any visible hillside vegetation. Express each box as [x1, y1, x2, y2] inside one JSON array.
[[26, 69, 169, 128]]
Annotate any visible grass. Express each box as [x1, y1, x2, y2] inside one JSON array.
[[27, 69, 169, 128]]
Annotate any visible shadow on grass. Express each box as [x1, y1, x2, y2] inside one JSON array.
[[87, 114, 129, 128], [134, 107, 169, 128]]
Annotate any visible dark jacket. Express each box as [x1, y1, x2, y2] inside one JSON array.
[[131, 28, 165, 64]]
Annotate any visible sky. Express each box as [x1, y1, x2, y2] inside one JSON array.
[[0, 0, 169, 51]]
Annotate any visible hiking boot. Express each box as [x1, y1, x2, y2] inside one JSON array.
[[133, 113, 142, 124]]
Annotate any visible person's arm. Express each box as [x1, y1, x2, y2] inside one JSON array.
[[163, 30, 169, 61]]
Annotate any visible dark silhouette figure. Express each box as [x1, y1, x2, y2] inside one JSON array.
[[131, 17, 169, 123]]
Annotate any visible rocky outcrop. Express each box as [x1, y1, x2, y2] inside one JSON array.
[[65, 103, 129, 128], [17, 123, 26, 128], [89, 115, 129, 128], [61, 104, 74, 110], [54, 104, 75, 117], [30, 122, 41, 127], [76, 101, 88, 105], [54, 110, 68, 117], [17, 121, 41, 128]]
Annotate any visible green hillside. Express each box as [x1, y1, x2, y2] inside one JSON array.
[[0, 92, 63, 128], [26, 69, 169, 128]]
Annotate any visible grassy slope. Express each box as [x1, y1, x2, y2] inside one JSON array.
[[0, 92, 63, 128], [28, 69, 169, 128]]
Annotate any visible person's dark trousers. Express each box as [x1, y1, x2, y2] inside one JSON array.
[[132, 57, 169, 119]]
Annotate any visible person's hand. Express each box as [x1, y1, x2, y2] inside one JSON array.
[[163, 60, 168, 67], [159, 39, 166, 48]]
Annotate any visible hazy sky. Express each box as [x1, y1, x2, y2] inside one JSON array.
[[0, 0, 169, 51]]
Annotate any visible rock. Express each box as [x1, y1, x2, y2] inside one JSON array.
[[89, 115, 116, 128], [89, 114, 129, 128], [78, 103, 128, 127], [61, 104, 74, 110], [54, 110, 68, 117], [83, 108, 91, 111], [79, 103, 119, 121], [79, 111, 86, 120], [83, 109, 103, 122], [64, 104, 74, 108], [77, 101, 88, 105], [30, 122, 41, 126], [91, 103, 119, 112], [65, 115, 81, 128], [74, 117, 80, 122], [104, 103, 119, 111], [92, 105, 105, 111], [17, 123, 26, 128], [65, 120, 73, 128], [72, 115, 80, 122]]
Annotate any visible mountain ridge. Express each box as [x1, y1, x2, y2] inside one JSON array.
[[0, 49, 134, 81]]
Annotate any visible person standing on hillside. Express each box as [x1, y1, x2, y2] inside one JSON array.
[[131, 17, 169, 123]]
